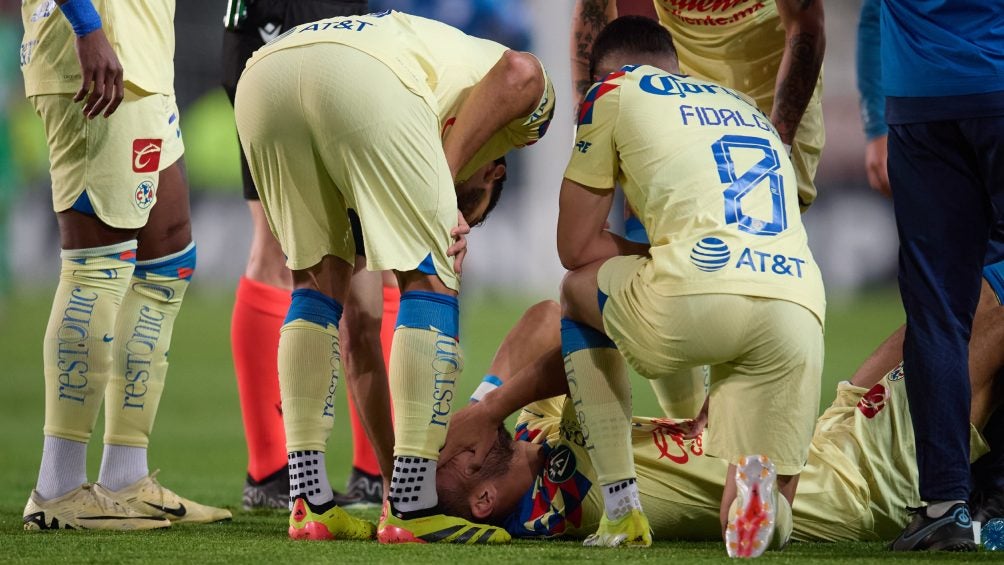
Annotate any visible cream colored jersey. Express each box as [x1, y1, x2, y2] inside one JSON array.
[[20, 0, 176, 96], [246, 10, 554, 182], [566, 65, 824, 323], [653, 0, 783, 109], [507, 365, 989, 542]]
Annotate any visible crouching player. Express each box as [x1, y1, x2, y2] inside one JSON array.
[[234, 10, 554, 543], [553, 17, 824, 555], [438, 267, 1004, 546]]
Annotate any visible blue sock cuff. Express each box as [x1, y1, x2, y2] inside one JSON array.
[[285, 289, 344, 328], [985, 259, 1004, 305], [560, 318, 615, 356], [135, 243, 196, 281], [396, 291, 459, 339]]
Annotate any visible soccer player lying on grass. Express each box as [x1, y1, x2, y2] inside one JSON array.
[[438, 271, 1004, 546], [234, 10, 554, 544]]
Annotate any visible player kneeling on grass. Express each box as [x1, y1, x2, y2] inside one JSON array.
[[438, 270, 1004, 547], [234, 9, 554, 544], [551, 17, 825, 555]]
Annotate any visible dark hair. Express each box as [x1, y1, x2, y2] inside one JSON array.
[[480, 156, 507, 226], [437, 425, 515, 524], [588, 16, 677, 80]]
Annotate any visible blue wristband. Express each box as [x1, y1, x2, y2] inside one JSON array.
[[59, 0, 102, 38], [470, 375, 503, 403]]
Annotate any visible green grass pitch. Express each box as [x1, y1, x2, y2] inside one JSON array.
[[1, 287, 998, 561]]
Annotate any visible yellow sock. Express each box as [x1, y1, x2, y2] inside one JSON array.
[[561, 319, 633, 485], [387, 291, 460, 513], [104, 243, 195, 447], [278, 289, 343, 453], [43, 241, 137, 442]]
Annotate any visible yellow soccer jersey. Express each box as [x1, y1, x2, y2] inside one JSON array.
[[21, 0, 176, 96], [566, 65, 824, 323], [245, 10, 554, 182], [653, 0, 784, 112]]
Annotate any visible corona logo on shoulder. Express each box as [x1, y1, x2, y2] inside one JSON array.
[[132, 139, 163, 173]]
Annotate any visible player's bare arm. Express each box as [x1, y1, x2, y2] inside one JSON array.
[[772, 0, 825, 147], [56, 0, 124, 119], [571, 0, 618, 102], [440, 301, 567, 470], [557, 178, 647, 271], [441, 50, 544, 182]]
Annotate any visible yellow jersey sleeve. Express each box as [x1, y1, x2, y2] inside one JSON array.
[[563, 71, 625, 190], [21, 0, 175, 97]]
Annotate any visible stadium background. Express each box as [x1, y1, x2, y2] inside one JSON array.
[[0, 0, 911, 560]]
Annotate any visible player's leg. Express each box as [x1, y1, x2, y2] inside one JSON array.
[[98, 157, 230, 523], [24, 93, 169, 531], [709, 297, 822, 558], [560, 258, 649, 547], [888, 118, 993, 551], [235, 46, 374, 540], [341, 257, 394, 503]]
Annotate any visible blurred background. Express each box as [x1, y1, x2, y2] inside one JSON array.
[[0, 0, 905, 500]]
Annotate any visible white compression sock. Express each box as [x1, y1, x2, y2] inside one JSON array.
[[602, 478, 642, 521], [35, 435, 88, 500], [288, 450, 334, 507], [98, 444, 149, 491]]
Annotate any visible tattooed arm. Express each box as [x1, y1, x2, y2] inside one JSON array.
[[772, 0, 825, 147], [570, 0, 618, 106]]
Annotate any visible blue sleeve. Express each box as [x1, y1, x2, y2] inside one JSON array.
[[856, 0, 887, 140]]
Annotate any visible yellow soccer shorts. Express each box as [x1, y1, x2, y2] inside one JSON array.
[[235, 43, 460, 290], [31, 85, 184, 229], [597, 255, 823, 475]]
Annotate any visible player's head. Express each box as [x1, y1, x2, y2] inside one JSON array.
[[589, 16, 679, 81], [437, 424, 519, 524], [456, 156, 508, 227]]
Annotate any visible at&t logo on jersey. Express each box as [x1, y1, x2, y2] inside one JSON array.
[[690, 237, 731, 272], [132, 139, 163, 173], [135, 180, 155, 209]]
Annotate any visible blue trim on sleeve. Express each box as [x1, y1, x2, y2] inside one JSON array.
[[985, 260, 1004, 306], [597, 290, 609, 314], [71, 190, 96, 215], [396, 291, 459, 339], [58, 0, 102, 37], [417, 253, 437, 276], [284, 288, 344, 328], [856, 0, 886, 139], [560, 318, 615, 356]]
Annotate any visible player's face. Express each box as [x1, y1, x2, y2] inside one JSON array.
[[456, 161, 506, 226]]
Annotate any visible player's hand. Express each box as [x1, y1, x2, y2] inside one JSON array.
[[447, 210, 471, 276], [438, 403, 499, 473], [73, 28, 124, 119], [681, 396, 709, 440], [865, 135, 891, 197]]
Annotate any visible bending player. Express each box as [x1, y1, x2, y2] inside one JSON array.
[[548, 16, 824, 556], [235, 10, 554, 543], [221, 0, 391, 511], [437, 266, 1004, 545], [20, 0, 229, 529]]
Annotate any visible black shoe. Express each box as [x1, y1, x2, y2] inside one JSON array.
[[243, 469, 289, 511], [343, 467, 383, 508], [243, 468, 362, 510], [889, 504, 976, 551], [970, 487, 1004, 523]]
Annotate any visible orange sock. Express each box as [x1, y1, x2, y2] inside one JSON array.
[[346, 284, 399, 477], [231, 276, 290, 482]]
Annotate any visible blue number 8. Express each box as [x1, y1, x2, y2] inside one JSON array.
[[711, 134, 787, 237]]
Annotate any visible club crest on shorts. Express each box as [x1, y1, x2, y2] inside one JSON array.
[[135, 180, 155, 209], [857, 383, 888, 419], [132, 139, 163, 173]]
